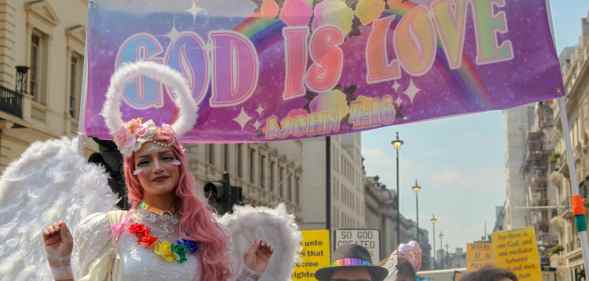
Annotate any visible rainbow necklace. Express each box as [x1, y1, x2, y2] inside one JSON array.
[[129, 202, 199, 264]]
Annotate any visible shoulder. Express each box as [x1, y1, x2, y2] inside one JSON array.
[[75, 210, 128, 236]]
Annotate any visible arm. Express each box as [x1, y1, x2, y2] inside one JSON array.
[[43, 221, 75, 281]]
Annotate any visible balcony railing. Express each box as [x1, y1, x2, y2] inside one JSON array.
[[0, 85, 23, 118]]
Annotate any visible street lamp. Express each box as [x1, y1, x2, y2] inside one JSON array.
[[430, 215, 438, 268], [391, 132, 404, 246], [439, 232, 444, 268], [412, 180, 421, 242]]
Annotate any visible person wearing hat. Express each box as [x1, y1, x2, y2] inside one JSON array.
[[316, 244, 389, 281]]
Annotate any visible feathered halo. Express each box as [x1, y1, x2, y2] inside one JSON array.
[[100, 61, 198, 156]]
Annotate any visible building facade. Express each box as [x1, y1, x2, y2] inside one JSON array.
[[298, 134, 366, 230], [548, 13, 589, 280], [364, 175, 432, 268], [364, 175, 397, 259], [503, 105, 534, 230], [183, 142, 304, 217], [517, 11, 589, 281], [0, 0, 92, 173]]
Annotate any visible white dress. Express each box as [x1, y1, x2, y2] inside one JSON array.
[[70, 209, 255, 281]]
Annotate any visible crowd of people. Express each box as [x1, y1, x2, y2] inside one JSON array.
[[314, 242, 518, 281]]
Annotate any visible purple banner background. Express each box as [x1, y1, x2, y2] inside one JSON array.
[[84, 0, 564, 142]]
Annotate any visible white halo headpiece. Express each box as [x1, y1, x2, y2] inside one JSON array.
[[100, 61, 198, 155]]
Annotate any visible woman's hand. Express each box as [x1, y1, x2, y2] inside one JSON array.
[[244, 240, 273, 274], [42, 221, 73, 266]]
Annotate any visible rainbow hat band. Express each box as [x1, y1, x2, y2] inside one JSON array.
[[315, 244, 389, 281], [334, 258, 372, 266]]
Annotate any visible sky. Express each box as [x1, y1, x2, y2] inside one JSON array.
[[361, 0, 589, 252]]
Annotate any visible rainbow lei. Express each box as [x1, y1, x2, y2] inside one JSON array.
[[128, 223, 199, 264]]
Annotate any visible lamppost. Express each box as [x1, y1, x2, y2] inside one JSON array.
[[439, 232, 444, 268], [391, 132, 403, 246], [430, 215, 438, 268], [412, 180, 421, 242]]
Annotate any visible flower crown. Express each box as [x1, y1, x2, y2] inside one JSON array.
[[101, 62, 198, 157], [113, 118, 178, 156]]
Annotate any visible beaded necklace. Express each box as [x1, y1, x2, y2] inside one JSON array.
[[129, 201, 199, 264]]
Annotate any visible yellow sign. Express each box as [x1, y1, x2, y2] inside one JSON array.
[[466, 241, 495, 271], [491, 227, 542, 281], [291, 229, 331, 281]]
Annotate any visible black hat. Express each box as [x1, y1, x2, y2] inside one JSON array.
[[315, 244, 389, 281]]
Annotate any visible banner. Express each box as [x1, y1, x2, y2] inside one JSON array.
[[491, 227, 542, 281], [292, 229, 331, 281], [84, 0, 564, 142], [466, 241, 494, 272]]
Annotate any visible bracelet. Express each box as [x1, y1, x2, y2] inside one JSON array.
[[237, 265, 260, 281], [50, 265, 73, 280]]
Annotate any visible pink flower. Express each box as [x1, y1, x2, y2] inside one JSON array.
[[113, 127, 135, 150]]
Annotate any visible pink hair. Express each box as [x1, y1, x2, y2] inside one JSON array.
[[124, 142, 231, 281]]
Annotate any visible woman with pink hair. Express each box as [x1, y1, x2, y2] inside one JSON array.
[[40, 62, 285, 281]]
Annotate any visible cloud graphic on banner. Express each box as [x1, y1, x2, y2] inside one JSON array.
[[312, 0, 354, 35], [309, 89, 350, 119], [355, 0, 385, 25], [280, 0, 313, 26]]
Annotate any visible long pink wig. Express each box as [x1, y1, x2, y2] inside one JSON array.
[[123, 142, 231, 281]]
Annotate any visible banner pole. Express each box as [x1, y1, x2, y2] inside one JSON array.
[[557, 97, 589, 273]]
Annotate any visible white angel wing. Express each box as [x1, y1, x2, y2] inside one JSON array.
[[0, 137, 118, 281], [218, 203, 301, 281]]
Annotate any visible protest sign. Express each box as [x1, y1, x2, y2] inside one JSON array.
[[491, 227, 542, 281], [292, 229, 331, 281], [334, 228, 380, 263]]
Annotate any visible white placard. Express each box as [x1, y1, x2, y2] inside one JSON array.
[[334, 229, 380, 263]]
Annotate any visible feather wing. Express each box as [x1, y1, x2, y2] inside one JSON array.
[[0, 137, 117, 281], [218, 203, 301, 281]]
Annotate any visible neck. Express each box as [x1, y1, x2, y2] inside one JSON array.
[[142, 193, 177, 212]]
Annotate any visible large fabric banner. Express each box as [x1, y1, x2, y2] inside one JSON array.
[[84, 0, 564, 142]]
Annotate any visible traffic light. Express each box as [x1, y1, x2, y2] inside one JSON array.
[[204, 172, 243, 215]]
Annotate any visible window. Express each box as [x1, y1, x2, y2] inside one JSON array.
[[69, 52, 83, 118], [249, 148, 255, 183], [260, 155, 266, 188], [30, 29, 48, 103], [288, 174, 293, 201], [237, 144, 243, 177], [295, 176, 300, 205], [223, 144, 229, 172], [207, 144, 215, 165], [270, 161, 275, 192], [279, 167, 284, 198]]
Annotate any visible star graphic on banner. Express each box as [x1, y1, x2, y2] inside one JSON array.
[[256, 105, 265, 115], [253, 120, 262, 130], [392, 81, 401, 92], [233, 107, 252, 130], [404, 79, 421, 103], [186, 0, 205, 21], [165, 22, 182, 42]]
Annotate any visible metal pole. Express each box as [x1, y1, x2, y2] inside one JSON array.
[[396, 143, 400, 246], [439, 232, 444, 268], [432, 221, 436, 268], [326, 136, 331, 231], [416, 192, 420, 242]]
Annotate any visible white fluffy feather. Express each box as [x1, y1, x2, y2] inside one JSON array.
[[100, 61, 198, 138], [219, 204, 301, 281], [0, 137, 117, 281]]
